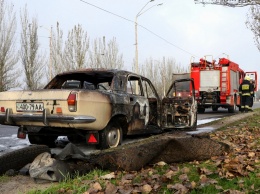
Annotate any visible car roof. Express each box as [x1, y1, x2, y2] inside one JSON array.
[[57, 68, 146, 79]]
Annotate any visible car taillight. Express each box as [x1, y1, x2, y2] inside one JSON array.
[[67, 92, 77, 112]]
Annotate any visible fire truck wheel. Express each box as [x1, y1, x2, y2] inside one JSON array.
[[0, 145, 50, 175], [228, 105, 235, 113], [212, 106, 218, 111], [98, 121, 122, 150], [198, 108, 205, 114]]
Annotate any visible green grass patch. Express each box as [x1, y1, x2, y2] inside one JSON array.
[[0, 175, 9, 183]]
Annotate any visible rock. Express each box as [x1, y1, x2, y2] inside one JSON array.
[[29, 152, 71, 182]]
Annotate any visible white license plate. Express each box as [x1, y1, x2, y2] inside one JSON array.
[[16, 102, 44, 112]]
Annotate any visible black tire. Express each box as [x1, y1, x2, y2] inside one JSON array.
[[0, 145, 50, 175], [98, 121, 122, 150], [228, 106, 235, 113], [228, 95, 237, 113], [198, 107, 205, 114], [28, 134, 58, 148], [212, 106, 218, 111], [228, 103, 236, 113]]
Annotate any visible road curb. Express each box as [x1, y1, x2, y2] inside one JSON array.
[[197, 111, 257, 130]]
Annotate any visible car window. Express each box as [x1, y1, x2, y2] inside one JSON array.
[[142, 80, 156, 98], [61, 80, 81, 89], [127, 76, 142, 96], [168, 81, 191, 98], [83, 81, 96, 90], [97, 82, 111, 91]]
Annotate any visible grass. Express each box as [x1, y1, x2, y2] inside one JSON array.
[[8, 109, 260, 193], [0, 175, 9, 183]]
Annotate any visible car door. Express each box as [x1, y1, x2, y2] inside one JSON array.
[[126, 75, 149, 134], [161, 78, 197, 130]]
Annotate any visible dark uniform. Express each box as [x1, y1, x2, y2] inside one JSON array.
[[239, 76, 254, 113], [249, 79, 255, 108]]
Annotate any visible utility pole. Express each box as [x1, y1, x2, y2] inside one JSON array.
[[134, 0, 162, 94], [135, 1, 163, 75], [49, 26, 53, 81]]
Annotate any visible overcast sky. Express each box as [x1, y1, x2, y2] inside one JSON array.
[[13, 0, 260, 85]]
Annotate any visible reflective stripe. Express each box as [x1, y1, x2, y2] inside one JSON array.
[[242, 84, 249, 90], [242, 93, 251, 96]]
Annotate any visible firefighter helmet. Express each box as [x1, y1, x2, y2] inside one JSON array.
[[244, 76, 250, 81]]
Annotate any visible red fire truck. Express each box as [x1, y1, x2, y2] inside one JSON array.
[[190, 57, 257, 113]]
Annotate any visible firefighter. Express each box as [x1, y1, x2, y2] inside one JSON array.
[[239, 76, 254, 113], [249, 79, 255, 109]]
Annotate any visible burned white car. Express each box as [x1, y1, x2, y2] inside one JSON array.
[[0, 69, 197, 149]]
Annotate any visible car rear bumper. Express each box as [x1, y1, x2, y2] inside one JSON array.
[[0, 108, 96, 126]]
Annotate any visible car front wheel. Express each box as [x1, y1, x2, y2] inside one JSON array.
[[98, 121, 122, 150]]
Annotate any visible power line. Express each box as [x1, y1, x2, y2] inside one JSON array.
[[79, 0, 200, 58]]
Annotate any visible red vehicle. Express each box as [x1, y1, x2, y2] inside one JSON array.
[[190, 57, 257, 113]]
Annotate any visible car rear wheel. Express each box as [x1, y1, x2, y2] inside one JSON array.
[[28, 134, 58, 148], [98, 121, 122, 150]]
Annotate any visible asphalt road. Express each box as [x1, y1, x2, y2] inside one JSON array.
[[0, 102, 259, 156]]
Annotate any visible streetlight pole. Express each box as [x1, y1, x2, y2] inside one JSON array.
[[135, 1, 163, 75], [40, 25, 53, 81]]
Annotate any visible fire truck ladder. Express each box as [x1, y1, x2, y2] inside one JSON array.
[[221, 71, 227, 93]]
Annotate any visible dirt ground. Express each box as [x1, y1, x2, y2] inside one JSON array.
[[0, 111, 255, 194], [0, 175, 58, 194]]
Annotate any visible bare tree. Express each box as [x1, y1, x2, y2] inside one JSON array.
[[246, 5, 260, 51], [20, 6, 46, 90], [141, 57, 188, 97], [50, 22, 64, 75], [194, 1, 260, 53], [63, 24, 89, 70], [89, 37, 124, 69], [194, 0, 260, 7], [89, 37, 105, 69], [0, 0, 20, 91]]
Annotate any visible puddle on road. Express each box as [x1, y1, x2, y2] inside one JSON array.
[[187, 118, 221, 135], [187, 126, 216, 135], [197, 118, 221, 126], [0, 134, 30, 155]]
